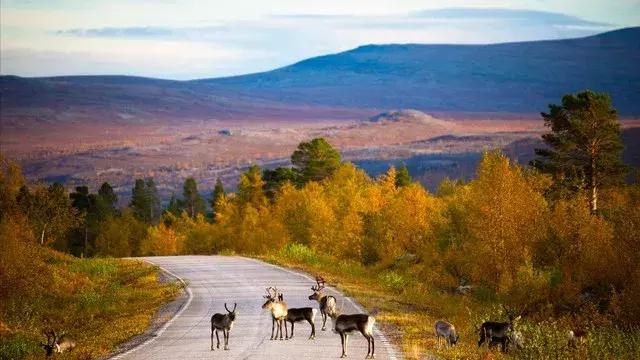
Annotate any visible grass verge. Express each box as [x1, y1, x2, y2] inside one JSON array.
[[0, 250, 181, 360]]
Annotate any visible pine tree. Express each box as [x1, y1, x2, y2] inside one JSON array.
[[210, 178, 226, 215], [531, 91, 626, 212], [182, 177, 205, 218], [130, 178, 161, 223], [145, 178, 161, 223], [291, 138, 341, 183], [396, 163, 412, 187]]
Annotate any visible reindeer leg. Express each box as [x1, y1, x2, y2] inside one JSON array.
[[309, 318, 315, 340], [270, 317, 275, 340], [289, 321, 294, 339], [340, 333, 346, 358], [215, 330, 220, 349], [224, 329, 229, 350], [211, 326, 218, 351], [322, 312, 327, 331], [371, 335, 375, 359]]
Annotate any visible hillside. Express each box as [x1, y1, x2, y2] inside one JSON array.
[[202, 27, 640, 114], [1, 27, 639, 127]]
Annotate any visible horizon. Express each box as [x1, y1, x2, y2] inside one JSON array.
[[1, 25, 637, 82], [2, 0, 639, 80]]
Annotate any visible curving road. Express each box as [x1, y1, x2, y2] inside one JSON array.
[[110, 256, 399, 360]]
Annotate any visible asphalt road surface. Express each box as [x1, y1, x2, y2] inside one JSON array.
[[110, 256, 399, 360]]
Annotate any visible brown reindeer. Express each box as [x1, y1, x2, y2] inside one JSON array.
[[262, 287, 289, 340], [308, 276, 337, 331]]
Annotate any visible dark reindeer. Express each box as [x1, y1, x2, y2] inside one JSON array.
[[262, 287, 289, 340], [478, 306, 521, 353], [210, 303, 238, 351], [308, 276, 337, 331], [285, 306, 317, 340], [40, 330, 76, 357], [328, 309, 376, 359]]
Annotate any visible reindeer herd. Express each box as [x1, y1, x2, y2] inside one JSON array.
[[211, 276, 376, 358], [39, 276, 586, 358]]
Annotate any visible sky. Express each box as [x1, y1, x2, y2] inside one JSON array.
[[1, 1, 638, 79]]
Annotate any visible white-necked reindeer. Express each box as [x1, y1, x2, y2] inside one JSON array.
[[308, 276, 337, 331], [40, 329, 76, 357], [328, 307, 376, 359], [434, 320, 459, 347], [210, 303, 238, 351], [262, 287, 289, 340]]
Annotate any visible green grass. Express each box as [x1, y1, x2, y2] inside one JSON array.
[[0, 251, 180, 360], [262, 244, 640, 359]]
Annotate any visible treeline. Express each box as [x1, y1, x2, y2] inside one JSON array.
[[1, 91, 639, 329]]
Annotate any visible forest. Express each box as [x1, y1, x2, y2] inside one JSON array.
[[1, 91, 639, 358]]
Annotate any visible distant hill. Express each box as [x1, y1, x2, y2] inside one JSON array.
[[1, 27, 639, 126]]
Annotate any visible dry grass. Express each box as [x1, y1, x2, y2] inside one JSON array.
[[0, 250, 181, 360]]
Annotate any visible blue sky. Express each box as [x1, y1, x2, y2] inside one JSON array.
[[1, 1, 638, 79]]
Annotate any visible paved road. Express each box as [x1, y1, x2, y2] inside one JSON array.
[[111, 256, 399, 360]]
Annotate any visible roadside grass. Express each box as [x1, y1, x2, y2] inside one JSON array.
[[262, 244, 640, 359], [0, 250, 181, 360]]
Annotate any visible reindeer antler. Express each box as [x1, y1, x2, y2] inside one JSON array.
[[312, 276, 326, 291]]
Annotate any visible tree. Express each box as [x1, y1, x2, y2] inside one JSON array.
[[182, 177, 206, 218], [130, 178, 162, 223], [262, 167, 300, 199], [237, 165, 267, 207], [19, 183, 80, 247], [396, 163, 412, 187], [291, 138, 341, 183], [210, 178, 226, 216], [70, 186, 95, 255], [97, 182, 118, 216], [532, 91, 626, 212]]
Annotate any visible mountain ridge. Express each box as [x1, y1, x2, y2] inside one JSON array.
[[1, 26, 639, 123]]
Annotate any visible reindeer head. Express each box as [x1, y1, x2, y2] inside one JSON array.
[[308, 276, 326, 301], [224, 302, 238, 321], [40, 330, 57, 357], [262, 287, 281, 310], [503, 305, 522, 329]]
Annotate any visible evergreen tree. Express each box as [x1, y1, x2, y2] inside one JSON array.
[[291, 138, 341, 183], [130, 178, 161, 223], [146, 178, 162, 223], [166, 194, 182, 217], [97, 182, 118, 216], [531, 91, 626, 212], [262, 167, 300, 199], [210, 178, 226, 215], [182, 177, 206, 218], [396, 163, 412, 187]]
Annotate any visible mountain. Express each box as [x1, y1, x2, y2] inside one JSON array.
[[1, 27, 639, 126]]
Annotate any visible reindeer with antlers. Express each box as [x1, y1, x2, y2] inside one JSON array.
[[478, 305, 522, 353], [262, 287, 289, 340], [210, 303, 238, 351], [308, 276, 337, 331], [40, 329, 76, 357]]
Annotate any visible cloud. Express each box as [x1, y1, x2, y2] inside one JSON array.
[[411, 8, 612, 26]]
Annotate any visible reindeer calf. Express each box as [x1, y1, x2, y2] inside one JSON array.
[[329, 311, 376, 359]]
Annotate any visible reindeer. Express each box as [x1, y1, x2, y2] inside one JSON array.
[[262, 287, 289, 340], [434, 320, 459, 347], [328, 308, 376, 359], [210, 303, 238, 351], [308, 276, 337, 331], [40, 330, 76, 357], [477, 306, 521, 353], [285, 306, 318, 340]]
